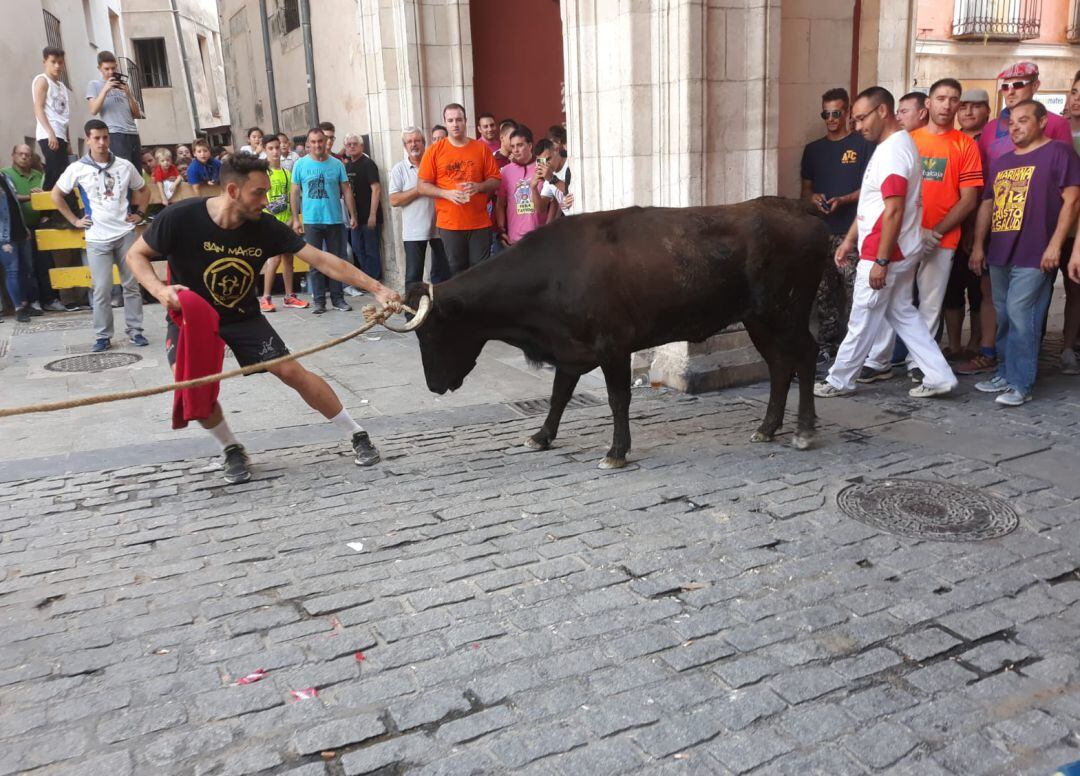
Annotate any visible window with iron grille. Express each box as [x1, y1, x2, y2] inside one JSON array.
[[133, 38, 170, 88], [118, 56, 146, 114], [1069, 0, 1080, 41], [952, 0, 1042, 41], [41, 10, 71, 88], [282, 0, 300, 33]]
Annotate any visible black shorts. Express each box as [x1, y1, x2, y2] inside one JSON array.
[[165, 314, 290, 369]]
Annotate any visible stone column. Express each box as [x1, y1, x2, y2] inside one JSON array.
[[355, 0, 475, 287], [857, 0, 917, 98], [562, 0, 781, 391]]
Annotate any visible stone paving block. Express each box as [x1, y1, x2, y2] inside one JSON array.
[[933, 732, 1011, 775], [892, 627, 963, 662], [905, 660, 980, 694], [986, 708, 1071, 750], [194, 682, 285, 721], [711, 654, 784, 688], [140, 725, 234, 769], [779, 702, 857, 745], [769, 666, 847, 705], [388, 687, 472, 731], [580, 697, 661, 738], [490, 720, 590, 768], [194, 746, 283, 776], [832, 646, 903, 680], [937, 607, 1013, 641], [842, 720, 920, 769], [291, 714, 386, 755], [959, 640, 1034, 673], [709, 686, 788, 731], [705, 723, 794, 773], [660, 636, 736, 672], [97, 701, 189, 743], [340, 732, 435, 775], [43, 750, 134, 776], [632, 709, 726, 759], [1, 729, 90, 774]]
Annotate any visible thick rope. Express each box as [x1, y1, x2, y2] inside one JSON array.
[[0, 303, 413, 419]]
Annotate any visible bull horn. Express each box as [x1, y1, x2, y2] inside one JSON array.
[[381, 293, 432, 332]]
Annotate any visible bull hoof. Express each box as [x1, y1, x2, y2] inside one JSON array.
[[750, 431, 773, 443], [598, 456, 627, 470], [792, 434, 813, 451], [524, 436, 550, 451]]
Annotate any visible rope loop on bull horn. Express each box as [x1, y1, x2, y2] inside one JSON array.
[[0, 298, 427, 420]]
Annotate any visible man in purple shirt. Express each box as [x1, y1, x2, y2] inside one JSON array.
[[977, 61, 1074, 166], [969, 100, 1080, 406]]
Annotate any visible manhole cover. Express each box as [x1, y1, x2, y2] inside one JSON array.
[[837, 479, 1018, 541], [507, 393, 605, 417], [44, 352, 142, 373]]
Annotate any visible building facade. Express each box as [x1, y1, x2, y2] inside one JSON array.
[[122, 0, 231, 146], [915, 0, 1080, 114], [220, 0, 919, 390]]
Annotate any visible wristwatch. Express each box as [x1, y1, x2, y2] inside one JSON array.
[[874, 258, 889, 267]]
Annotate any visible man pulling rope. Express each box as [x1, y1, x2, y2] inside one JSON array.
[[125, 153, 403, 484]]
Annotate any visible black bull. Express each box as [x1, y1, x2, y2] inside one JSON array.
[[404, 196, 829, 469]]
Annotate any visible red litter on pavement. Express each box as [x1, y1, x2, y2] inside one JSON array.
[[290, 688, 318, 701], [234, 669, 268, 685], [355, 651, 366, 662]]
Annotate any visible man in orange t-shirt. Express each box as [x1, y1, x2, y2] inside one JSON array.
[[863, 78, 983, 379], [417, 103, 502, 276]]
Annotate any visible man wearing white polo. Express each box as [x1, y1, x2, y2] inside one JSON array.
[[815, 86, 957, 399], [51, 119, 150, 352]]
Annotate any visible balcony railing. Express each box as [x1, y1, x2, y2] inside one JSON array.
[[118, 57, 146, 115], [952, 0, 1042, 40]]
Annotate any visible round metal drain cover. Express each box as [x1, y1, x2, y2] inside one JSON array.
[[44, 352, 142, 373], [837, 478, 1018, 541]]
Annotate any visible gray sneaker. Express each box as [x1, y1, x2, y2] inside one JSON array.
[[813, 381, 855, 398], [351, 431, 381, 466], [222, 444, 252, 484], [41, 299, 68, 312], [1061, 348, 1080, 375], [975, 375, 1009, 393], [995, 388, 1032, 407]]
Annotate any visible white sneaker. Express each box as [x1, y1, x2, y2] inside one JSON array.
[[909, 382, 954, 398], [343, 285, 364, 297], [975, 375, 1009, 393], [995, 388, 1032, 406], [813, 381, 855, 398], [1061, 349, 1080, 375]]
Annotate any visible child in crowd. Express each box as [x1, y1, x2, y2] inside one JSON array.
[[259, 135, 309, 311], [152, 146, 180, 205], [186, 139, 221, 195], [240, 126, 264, 157]]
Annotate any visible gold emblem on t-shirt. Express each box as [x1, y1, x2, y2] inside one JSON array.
[[203, 257, 255, 308]]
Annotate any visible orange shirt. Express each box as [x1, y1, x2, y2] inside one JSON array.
[[912, 127, 983, 250], [417, 138, 501, 231]]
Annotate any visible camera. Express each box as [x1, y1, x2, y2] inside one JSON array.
[[110, 72, 129, 84]]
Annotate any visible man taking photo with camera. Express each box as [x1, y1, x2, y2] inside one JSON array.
[[86, 51, 144, 171]]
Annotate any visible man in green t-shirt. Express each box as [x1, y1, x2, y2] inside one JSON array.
[[259, 135, 308, 311], [2, 143, 69, 312]]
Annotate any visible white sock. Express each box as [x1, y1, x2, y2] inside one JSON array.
[[330, 408, 363, 436], [206, 418, 240, 451]]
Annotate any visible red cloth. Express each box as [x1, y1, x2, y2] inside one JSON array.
[[169, 290, 225, 429]]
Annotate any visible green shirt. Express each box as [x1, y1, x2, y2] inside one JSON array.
[[0, 166, 44, 228], [265, 166, 292, 223]]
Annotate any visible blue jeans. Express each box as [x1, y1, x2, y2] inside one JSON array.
[[990, 263, 1053, 395], [304, 224, 346, 305], [350, 224, 382, 281], [0, 238, 32, 308]]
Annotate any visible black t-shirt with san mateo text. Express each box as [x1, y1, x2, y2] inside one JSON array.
[[144, 198, 306, 324]]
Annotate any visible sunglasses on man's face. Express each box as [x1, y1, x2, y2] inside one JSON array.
[[820, 110, 844, 120], [1000, 80, 1032, 92]]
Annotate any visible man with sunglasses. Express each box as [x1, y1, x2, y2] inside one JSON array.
[[978, 62, 1072, 166], [800, 87, 874, 372]]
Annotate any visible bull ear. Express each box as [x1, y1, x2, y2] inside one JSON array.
[[382, 294, 431, 332]]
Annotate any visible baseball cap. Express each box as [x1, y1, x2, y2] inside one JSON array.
[[998, 61, 1038, 80], [960, 88, 990, 104]]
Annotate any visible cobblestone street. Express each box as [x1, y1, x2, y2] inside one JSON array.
[[2, 307, 1080, 775]]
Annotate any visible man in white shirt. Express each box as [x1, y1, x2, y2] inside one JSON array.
[[389, 127, 450, 286], [52, 120, 150, 352], [815, 86, 957, 399]]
